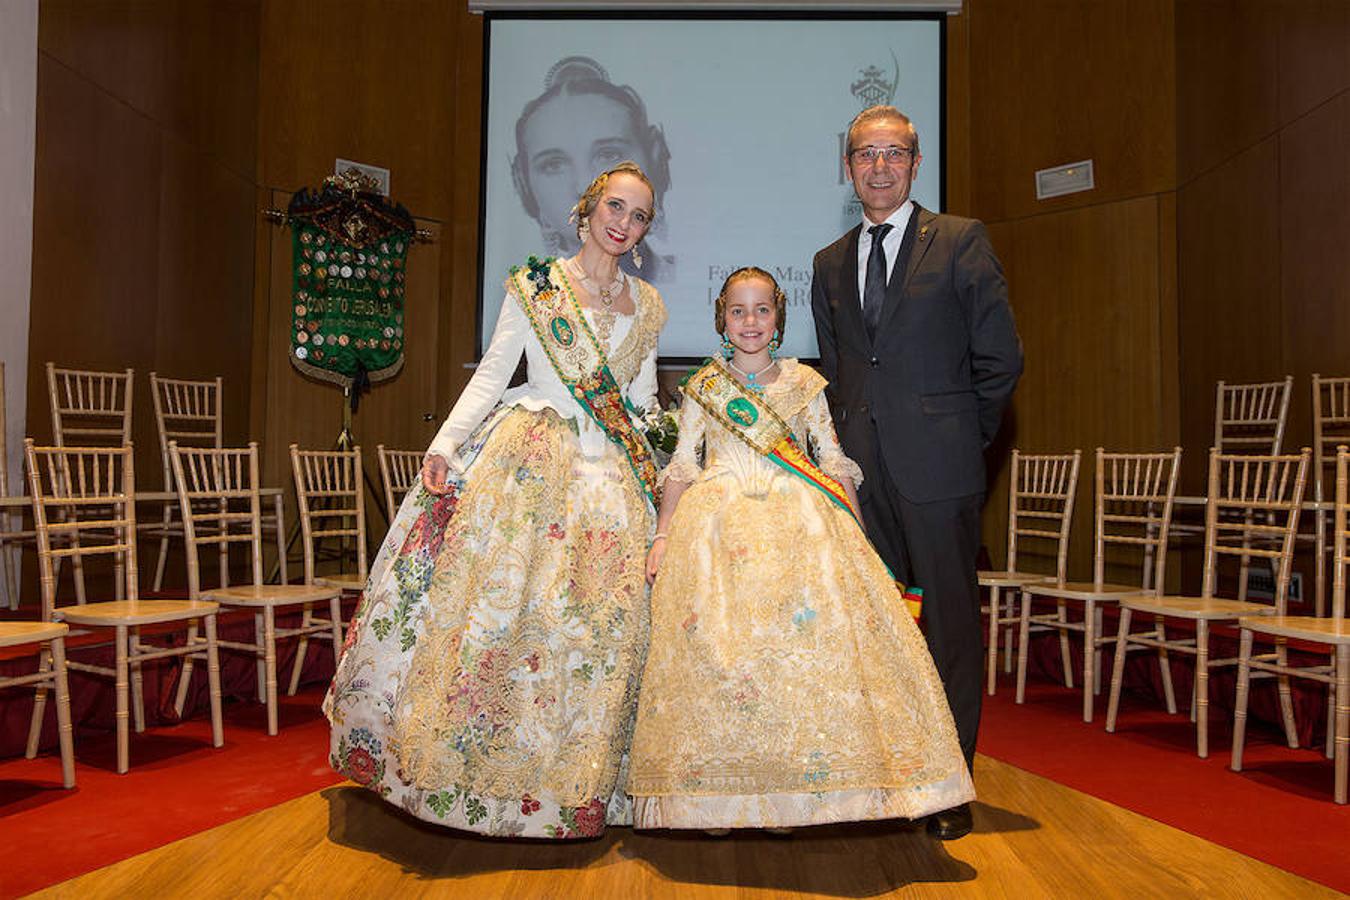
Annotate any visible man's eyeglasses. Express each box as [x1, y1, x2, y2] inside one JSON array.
[[850, 145, 915, 165]]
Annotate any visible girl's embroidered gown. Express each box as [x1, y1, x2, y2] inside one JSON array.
[[627, 359, 975, 829], [325, 260, 666, 838]]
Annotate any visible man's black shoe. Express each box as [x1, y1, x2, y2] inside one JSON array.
[[925, 803, 973, 841]]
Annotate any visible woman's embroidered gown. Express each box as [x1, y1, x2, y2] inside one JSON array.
[[627, 359, 975, 829], [325, 260, 666, 838]]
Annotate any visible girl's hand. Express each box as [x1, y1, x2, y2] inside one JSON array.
[[645, 537, 668, 585], [421, 456, 451, 495]]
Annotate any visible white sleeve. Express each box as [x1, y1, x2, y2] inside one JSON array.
[[625, 344, 659, 414], [804, 390, 864, 488], [423, 296, 527, 466]]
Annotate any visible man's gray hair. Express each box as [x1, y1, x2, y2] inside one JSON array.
[[846, 106, 920, 158]]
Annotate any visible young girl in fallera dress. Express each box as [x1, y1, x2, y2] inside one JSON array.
[[627, 267, 974, 831]]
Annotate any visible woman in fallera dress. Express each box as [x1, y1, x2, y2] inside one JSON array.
[[325, 162, 667, 838], [628, 267, 974, 831]]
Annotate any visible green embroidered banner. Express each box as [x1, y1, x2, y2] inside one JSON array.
[[287, 176, 415, 389]]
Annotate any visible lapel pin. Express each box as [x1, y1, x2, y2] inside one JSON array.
[[918, 225, 929, 242]]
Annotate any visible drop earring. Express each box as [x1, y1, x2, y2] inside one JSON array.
[[578, 216, 590, 243], [721, 334, 734, 359], [769, 332, 781, 357], [631, 241, 644, 270]]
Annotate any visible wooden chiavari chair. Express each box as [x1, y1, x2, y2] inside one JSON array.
[[1020, 448, 1182, 722], [289, 444, 367, 695], [46, 362, 135, 448], [1214, 377, 1294, 457], [146, 373, 222, 592], [1310, 375, 1350, 617], [169, 442, 342, 735], [45, 363, 136, 605], [1106, 448, 1310, 758], [148, 373, 289, 592], [0, 620, 75, 787], [1231, 445, 1350, 803], [1173, 377, 1294, 602], [376, 444, 424, 522], [24, 440, 223, 774], [978, 449, 1081, 697]]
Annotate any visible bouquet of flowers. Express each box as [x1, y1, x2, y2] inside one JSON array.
[[640, 403, 680, 466]]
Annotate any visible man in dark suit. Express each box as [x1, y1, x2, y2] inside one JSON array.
[[811, 105, 1022, 841]]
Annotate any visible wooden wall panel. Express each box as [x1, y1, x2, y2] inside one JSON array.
[[1175, 0, 1280, 186], [37, 1, 170, 126], [1279, 91, 1350, 452], [440, 10, 486, 407], [1277, 0, 1350, 128], [1175, 137, 1282, 486], [967, 0, 1175, 224], [943, 11, 972, 217], [256, 0, 457, 220], [27, 53, 163, 470], [38, 0, 259, 178], [154, 135, 257, 466], [981, 198, 1171, 577]]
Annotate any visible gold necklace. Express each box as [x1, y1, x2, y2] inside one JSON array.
[[567, 256, 624, 309]]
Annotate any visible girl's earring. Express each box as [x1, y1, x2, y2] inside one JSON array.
[[631, 240, 644, 270], [578, 216, 590, 243], [721, 333, 735, 359], [769, 332, 781, 357]]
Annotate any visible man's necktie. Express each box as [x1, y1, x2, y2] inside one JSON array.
[[863, 222, 893, 341]]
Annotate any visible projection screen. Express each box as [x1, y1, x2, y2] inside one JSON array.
[[480, 14, 945, 361]]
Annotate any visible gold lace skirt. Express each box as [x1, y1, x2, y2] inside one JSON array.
[[627, 471, 974, 828]]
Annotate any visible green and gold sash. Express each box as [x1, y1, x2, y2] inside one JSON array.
[[684, 359, 922, 620], [507, 256, 658, 508], [683, 360, 861, 524]]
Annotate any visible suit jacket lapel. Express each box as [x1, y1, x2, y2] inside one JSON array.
[[902, 204, 937, 289], [878, 204, 937, 335]]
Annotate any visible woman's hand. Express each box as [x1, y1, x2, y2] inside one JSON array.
[[645, 536, 668, 585], [421, 456, 451, 495]]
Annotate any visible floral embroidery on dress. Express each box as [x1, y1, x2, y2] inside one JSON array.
[[325, 403, 652, 838]]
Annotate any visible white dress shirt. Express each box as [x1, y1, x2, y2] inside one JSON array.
[[854, 200, 914, 308]]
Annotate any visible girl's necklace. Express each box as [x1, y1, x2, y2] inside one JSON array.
[[727, 356, 777, 394]]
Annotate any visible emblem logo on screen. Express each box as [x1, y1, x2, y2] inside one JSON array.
[[850, 52, 899, 109]]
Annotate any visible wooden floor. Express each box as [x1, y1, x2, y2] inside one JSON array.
[[31, 756, 1338, 899]]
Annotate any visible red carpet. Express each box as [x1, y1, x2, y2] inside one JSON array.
[[0, 687, 342, 899], [4, 636, 1348, 896], [980, 672, 1350, 894]]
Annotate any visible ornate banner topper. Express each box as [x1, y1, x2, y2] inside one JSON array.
[[287, 171, 415, 391]]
